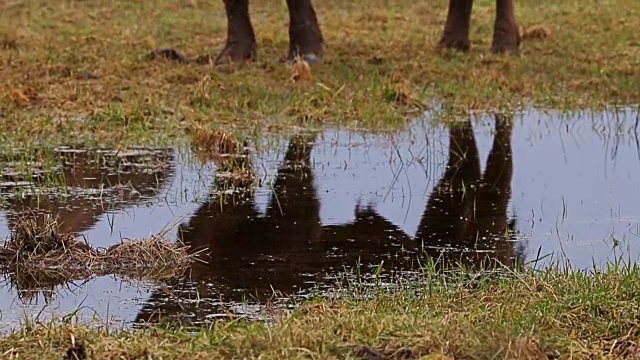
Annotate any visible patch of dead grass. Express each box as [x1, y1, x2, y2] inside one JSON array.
[[290, 56, 313, 82], [521, 24, 552, 41], [186, 126, 256, 186], [1, 214, 95, 268], [0, 214, 196, 300], [352, 339, 549, 360]]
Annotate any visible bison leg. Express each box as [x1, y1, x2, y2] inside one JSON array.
[[215, 0, 257, 65], [438, 0, 474, 52], [286, 0, 324, 64], [491, 0, 520, 54]]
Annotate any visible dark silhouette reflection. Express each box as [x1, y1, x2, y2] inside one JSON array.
[[174, 134, 322, 291], [1, 148, 175, 235], [324, 114, 520, 270], [0, 148, 175, 304], [135, 115, 522, 325], [417, 114, 518, 268]]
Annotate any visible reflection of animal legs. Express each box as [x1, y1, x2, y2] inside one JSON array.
[[178, 134, 320, 259], [415, 120, 482, 247], [479, 114, 514, 210], [466, 113, 515, 265], [415, 116, 516, 269], [264, 134, 322, 245]]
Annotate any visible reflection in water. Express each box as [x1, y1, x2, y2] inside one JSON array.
[[416, 115, 518, 268], [0, 148, 175, 303], [1, 107, 638, 330], [135, 114, 522, 325], [1, 148, 174, 236]]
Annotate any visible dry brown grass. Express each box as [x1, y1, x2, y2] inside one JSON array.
[[521, 24, 552, 41], [186, 126, 256, 186], [0, 214, 95, 269], [0, 214, 196, 300], [290, 56, 313, 82]]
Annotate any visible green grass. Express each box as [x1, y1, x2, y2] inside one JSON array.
[[2, 261, 640, 359], [1, 1, 639, 358], [0, 0, 639, 147]]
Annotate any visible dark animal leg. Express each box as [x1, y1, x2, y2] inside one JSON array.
[[215, 0, 257, 65], [286, 0, 324, 64], [438, 0, 474, 52], [491, 0, 520, 54]]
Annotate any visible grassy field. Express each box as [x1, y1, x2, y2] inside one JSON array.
[[0, 0, 639, 147], [1, 1, 640, 358], [1, 262, 639, 359]]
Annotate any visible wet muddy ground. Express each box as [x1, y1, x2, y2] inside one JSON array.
[[0, 107, 639, 331]]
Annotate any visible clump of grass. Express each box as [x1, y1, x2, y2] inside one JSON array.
[[1, 214, 95, 268], [102, 236, 195, 281], [186, 126, 256, 187], [0, 214, 196, 299], [290, 56, 313, 82], [383, 80, 430, 112], [187, 126, 247, 159], [521, 24, 552, 41]]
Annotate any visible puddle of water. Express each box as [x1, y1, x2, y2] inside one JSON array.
[[0, 107, 639, 331]]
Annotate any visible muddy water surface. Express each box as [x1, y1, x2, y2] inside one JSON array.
[[0, 108, 639, 331]]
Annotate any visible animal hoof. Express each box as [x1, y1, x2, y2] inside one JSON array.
[[490, 38, 521, 55], [214, 41, 257, 66], [289, 51, 323, 65], [300, 52, 322, 65], [491, 24, 521, 55], [437, 36, 470, 52]]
